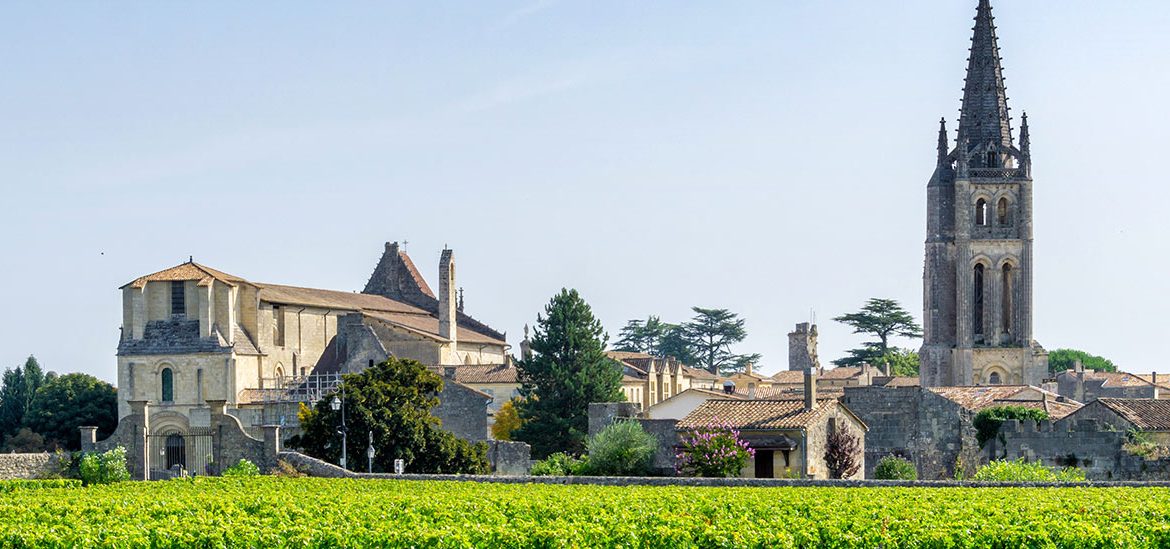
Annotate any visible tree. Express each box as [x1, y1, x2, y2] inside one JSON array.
[[585, 420, 657, 476], [514, 289, 624, 459], [288, 357, 489, 474], [657, 324, 696, 366], [675, 419, 754, 478], [824, 425, 862, 479], [882, 348, 920, 377], [833, 299, 922, 367], [1048, 349, 1117, 374], [490, 399, 522, 441], [0, 356, 50, 438], [682, 307, 758, 376], [614, 316, 668, 354], [23, 373, 117, 451], [2, 428, 45, 453]]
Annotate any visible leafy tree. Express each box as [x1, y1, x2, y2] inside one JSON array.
[[0, 356, 50, 438], [1048, 349, 1117, 374], [614, 316, 669, 354], [825, 425, 862, 479], [657, 324, 696, 366], [973, 406, 1048, 449], [490, 399, 522, 441], [882, 348, 920, 377], [23, 373, 117, 451], [288, 357, 489, 474], [833, 299, 922, 367], [2, 428, 45, 453], [586, 420, 657, 476], [682, 307, 758, 376], [514, 289, 624, 459]]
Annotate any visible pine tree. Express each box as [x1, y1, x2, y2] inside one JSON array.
[[682, 307, 756, 376], [514, 289, 623, 458]]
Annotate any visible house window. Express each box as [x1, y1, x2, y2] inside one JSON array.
[[161, 367, 174, 403], [170, 281, 186, 319]]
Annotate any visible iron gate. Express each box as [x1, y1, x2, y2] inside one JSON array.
[[147, 427, 214, 478]]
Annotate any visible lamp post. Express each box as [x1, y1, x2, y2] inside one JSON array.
[[330, 387, 347, 470], [366, 431, 375, 473]]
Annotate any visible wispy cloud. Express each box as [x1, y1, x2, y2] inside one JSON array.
[[453, 71, 591, 114]]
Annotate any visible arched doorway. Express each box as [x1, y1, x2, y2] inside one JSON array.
[[165, 433, 186, 470]]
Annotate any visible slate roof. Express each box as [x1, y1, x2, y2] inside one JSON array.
[[1095, 399, 1170, 431], [118, 320, 231, 356], [121, 261, 249, 289], [678, 398, 839, 430]]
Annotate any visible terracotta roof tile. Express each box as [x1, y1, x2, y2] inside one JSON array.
[[444, 364, 518, 384], [122, 261, 249, 289], [929, 385, 1080, 417], [769, 370, 806, 384], [257, 283, 427, 314], [678, 399, 836, 430], [1096, 398, 1170, 431], [821, 367, 862, 380]]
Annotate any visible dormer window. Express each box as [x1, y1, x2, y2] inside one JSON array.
[[170, 281, 186, 319]]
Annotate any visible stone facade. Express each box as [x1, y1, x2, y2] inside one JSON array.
[[433, 368, 492, 441], [920, 0, 1047, 388], [787, 323, 821, 373], [0, 453, 65, 480]]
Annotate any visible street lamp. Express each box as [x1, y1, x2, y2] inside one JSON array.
[[330, 387, 347, 470], [366, 430, 375, 473]]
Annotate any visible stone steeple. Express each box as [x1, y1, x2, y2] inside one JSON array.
[[920, 0, 1047, 388], [957, 0, 1014, 161], [362, 242, 438, 311]]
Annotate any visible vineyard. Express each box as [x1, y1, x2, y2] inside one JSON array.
[[2, 478, 1169, 547]]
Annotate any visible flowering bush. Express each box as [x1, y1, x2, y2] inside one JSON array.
[[675, 419, 754, 477]]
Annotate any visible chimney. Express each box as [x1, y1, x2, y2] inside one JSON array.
[[439, 249, 457, 346], [745, 362, 753, 377], [1074, 360, 1084, 374], [804, 367, 817, 411], [1154, 372, 1160, 400]]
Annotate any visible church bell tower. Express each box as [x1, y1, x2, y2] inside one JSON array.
[[920, 0, 1047, 387]]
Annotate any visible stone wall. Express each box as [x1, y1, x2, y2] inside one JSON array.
[[279, 445, 530, 477], [434, 375, 490, 441], [0, 453, 64, 480], [484, 441, 531, 475], [588, 402, 640, 437], [998, 418, 1170, 481], [637, 419, 680, 475], [842, 386, 981, 479]]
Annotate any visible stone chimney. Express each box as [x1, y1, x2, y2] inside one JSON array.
[[1153, 372, 1160, 400], [439, 249, 457, 345], [788, 323, 821, 373], [804, 367, 817, 411], [745, 362, 754, 377]]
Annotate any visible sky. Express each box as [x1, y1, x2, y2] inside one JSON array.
[[1, 1, 1168, 384]]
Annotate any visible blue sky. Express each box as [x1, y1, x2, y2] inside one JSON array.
[[1, 1, 1168, 382]]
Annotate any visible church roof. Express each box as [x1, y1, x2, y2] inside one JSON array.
[[365, 310, 504, 345], [956, 0, 1015, 154], [255, 283, 426, 315], [121, 260, 249, 289]]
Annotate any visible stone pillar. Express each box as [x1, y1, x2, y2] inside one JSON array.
[[263, 425, 282, 469], [128, 400, 150, 481], [206, 400, 227, 417], [79, 426, 98, 453]]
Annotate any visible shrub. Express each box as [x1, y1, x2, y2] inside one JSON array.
[[586, 420, 656, 476], [824, 426, 862, 479], [972, 458, 1086, 483], [675, 419, 754, 478], [490, 399, 522, 441], [222, 459, 261, 477], [78, 447, 130, 485], [531, 452, 589, 476], [873, 455, 917, 480], [973, 406, 1049, 448]]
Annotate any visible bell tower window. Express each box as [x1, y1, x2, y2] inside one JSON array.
[[986, 151, 998, 167], [1001, 264, 1013, 334], [975, 199, 988, 226], [973, 264, 985, 339], [997, 197, 1010, 226]]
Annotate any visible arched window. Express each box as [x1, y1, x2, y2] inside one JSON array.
[[997, 197, 1010, 226], [986, 151, 998, 168], [161, 368, 174, 403], [988, 372, 1002, 385], [275, 365, 285, 383], [975, 199, 988, 226], [973, 264, 985, 338], [1001, 264, 1013, 334]]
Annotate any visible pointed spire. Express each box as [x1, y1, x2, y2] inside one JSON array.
[[1019, 111, 1030, 155], [957, 0, 1013, 159], [937, 117, 949, 167]]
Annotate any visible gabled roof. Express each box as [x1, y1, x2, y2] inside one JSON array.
[[121, 261, 250, 289], [606, 351, 655, 361], [1095, 399, 1170, 431], [929, 385, 1082, 419], [256, 283, 426, 314], [678, 398, 840, 430], [365, 310, 504, 345], [769, 370, 805, 384]]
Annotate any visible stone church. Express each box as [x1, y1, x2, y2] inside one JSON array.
[[919, 0, 1048, 387], [115, 242, 509, 441]]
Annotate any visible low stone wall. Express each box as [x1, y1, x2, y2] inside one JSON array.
[[0, 453, 63, 480], [485, 441, 530, 475], [279, 445, 532, 477]]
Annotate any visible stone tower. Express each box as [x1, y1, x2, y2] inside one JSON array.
[[920, 0, 1047, 387], [787, 323, 821, 374]]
